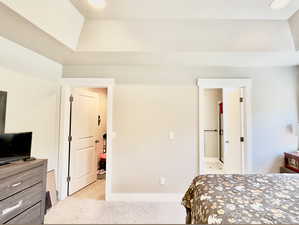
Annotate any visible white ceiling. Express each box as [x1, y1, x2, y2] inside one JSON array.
[[71, 0, 299, 20], [1, 0, 84, 50], [77, 19, 295, 52], [2, 0, 299, 67]]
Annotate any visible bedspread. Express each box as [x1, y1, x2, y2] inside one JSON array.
[[182, 174, 299, 224]]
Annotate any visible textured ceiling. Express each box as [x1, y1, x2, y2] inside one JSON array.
[[71, 0, 299, 20]]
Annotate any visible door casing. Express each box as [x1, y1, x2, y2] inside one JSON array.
[[197, 78, 252, 175], [58, 78, 114, 201]]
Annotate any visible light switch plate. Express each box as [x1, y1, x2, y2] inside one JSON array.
[[169, 131, 175, 140]]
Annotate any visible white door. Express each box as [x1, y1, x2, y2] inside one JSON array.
[[69, 89, 99, 195], [222, 88, 245, 174]]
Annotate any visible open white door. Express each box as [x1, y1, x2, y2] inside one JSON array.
[[223, 88, 245, 174], [68, 89, 99, 195]]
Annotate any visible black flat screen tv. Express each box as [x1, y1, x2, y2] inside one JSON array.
[[0, 132, 32, 165]]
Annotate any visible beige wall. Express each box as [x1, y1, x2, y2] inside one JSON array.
[[1, 68, 60, 171], [0, 37, 61, 172], [112, 85, 197, 193], [64, 65, 299, 194], [204, 89, 222, 158]]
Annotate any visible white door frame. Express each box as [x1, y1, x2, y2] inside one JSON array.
[[197, 78, 252, 174], [58, 78, 115, 201], [217, 100, 223, 164]]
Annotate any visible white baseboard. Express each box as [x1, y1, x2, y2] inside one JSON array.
[[107, 193, 184, 202], [205, 157, 220, 163]]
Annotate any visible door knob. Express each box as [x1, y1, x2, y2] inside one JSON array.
[[95, 140, 99, 144]]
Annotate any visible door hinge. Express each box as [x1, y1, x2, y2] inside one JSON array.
[[67, 176, 71, 183], [69, 95, 74, 102], [240, 97, 244, 103], [68, 136, 72, 142], [240, 137, 245, 142]]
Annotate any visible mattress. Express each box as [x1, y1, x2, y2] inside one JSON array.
[[182, 174, 299, 224]]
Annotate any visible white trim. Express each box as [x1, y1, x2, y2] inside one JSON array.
[[109, 193, 184, 202], [57, 78, 114, 201], [60, 78, 114, 87], [217, 100, 222, 163], [205, 157, 220, 163], [197, 79, 252, 89], [197, 78, 252, 175]]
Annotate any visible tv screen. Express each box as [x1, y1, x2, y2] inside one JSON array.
[[0, 132, 32, 165]]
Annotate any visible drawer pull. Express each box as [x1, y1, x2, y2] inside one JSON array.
[[2, 200, 23, 216], [11, 182, 22, 188]]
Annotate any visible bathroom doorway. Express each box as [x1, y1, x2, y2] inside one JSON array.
[[198, 79, 252, 175]]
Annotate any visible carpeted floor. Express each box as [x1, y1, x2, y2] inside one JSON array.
[[45, 198, 185, 224], [45, 179, 185, 224]]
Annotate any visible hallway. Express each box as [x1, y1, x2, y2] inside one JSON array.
[[72, 179, 106, 201]]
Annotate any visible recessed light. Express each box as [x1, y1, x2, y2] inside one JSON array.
[[88, 0, 106, 9], [270, 0, 291, 10]]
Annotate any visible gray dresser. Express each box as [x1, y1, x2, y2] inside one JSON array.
[[0, 159, 47, 224]]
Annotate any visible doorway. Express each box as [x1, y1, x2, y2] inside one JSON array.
[[203, 89, 224, 174], [67, 88, 108, 200], [58, 78, 114, 201], [198, 79, 252, 175]]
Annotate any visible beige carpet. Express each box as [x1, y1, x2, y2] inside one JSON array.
[[45, 198, 185, 224], [45, 180, 185, 224]]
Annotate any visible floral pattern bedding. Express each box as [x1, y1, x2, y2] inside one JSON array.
[[182, 174, 299, 224]]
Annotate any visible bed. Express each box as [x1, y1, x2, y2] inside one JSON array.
[[182, 174, 299, 224]]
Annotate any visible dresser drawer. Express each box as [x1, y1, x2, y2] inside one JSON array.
[[0, 183, 43, 223], [0, 166, 43, 200], [5, 203, 42, 225]]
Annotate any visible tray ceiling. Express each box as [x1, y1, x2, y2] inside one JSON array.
[[71, 0, 299, 20]]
